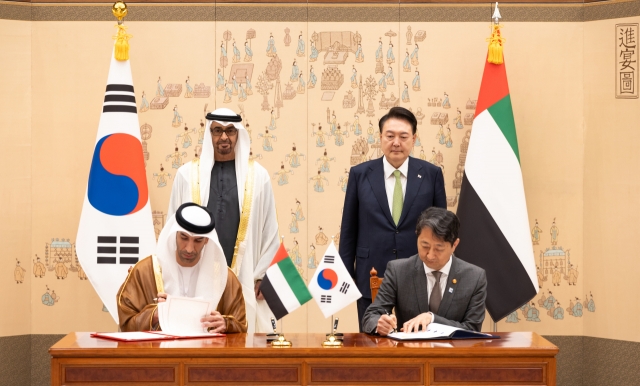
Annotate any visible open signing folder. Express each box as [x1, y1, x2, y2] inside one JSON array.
[[387, 323, 498, 341], [92, 296, 223, 341]]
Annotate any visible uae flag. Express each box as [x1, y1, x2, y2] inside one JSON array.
[[455, 54, 539, 322], [260, 242, 312, 320]]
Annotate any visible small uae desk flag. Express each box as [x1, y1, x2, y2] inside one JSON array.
[[76, 3, 156, 323], [455, 6, 539, 322], [308, 242, 361, 318], [261, 241, 313, 320]]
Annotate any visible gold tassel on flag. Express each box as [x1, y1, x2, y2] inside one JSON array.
[[112, 1, 131, 61], [487, 24, 505, 65], [486, 2, 505, 65]]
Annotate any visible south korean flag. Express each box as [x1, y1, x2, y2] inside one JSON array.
[[308, 242, 361, 318], [76, 44, 156, 323]]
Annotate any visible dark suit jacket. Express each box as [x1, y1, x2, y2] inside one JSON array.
[[339, 157, 446, 298], [362, 254, 487, 333]]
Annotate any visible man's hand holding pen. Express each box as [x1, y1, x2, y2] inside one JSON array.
[[376, 311, 397, 336]]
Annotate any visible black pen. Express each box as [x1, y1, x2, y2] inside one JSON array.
[[385, 310, 397, 333]]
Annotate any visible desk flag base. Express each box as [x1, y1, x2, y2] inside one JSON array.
[[323, 316, 343, 347]]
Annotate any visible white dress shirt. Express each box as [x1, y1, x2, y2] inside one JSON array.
[[423, 255, 453, 308], [382, 156, 409, 214]]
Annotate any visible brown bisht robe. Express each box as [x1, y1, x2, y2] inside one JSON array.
[[116, 255, 247, 333]]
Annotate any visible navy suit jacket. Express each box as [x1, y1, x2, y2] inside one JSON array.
[[339, 156, 446, 299]]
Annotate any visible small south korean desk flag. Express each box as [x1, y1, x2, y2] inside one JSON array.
[[76, 22, 156, 323], [308, 242, 361, 318]]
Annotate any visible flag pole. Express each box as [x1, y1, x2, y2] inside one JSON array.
[[270, 235, 292, 347], [323, 314, 342, 347], [491, 316, 503, 333], [326, 237, 344, 344], [271, 317, 292, 347], [266, 317, 278, 342]]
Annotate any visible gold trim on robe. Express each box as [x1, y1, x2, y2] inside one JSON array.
[[191, 158, 201, 205], [117, 258, 144, 309], [190, 158, 256, 274], [151, 254, 164, 294], [231, 160, 255, 273]]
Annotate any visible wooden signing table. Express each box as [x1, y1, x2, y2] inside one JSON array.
[[50, 332, 558, 385]]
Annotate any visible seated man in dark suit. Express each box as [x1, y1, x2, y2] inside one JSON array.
[[362, 207, 487, 335]]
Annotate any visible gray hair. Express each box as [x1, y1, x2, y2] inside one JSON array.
[[415, 207, 460, 246]]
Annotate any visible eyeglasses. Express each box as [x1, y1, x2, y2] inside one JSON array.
[[210, 127, 238, 137]]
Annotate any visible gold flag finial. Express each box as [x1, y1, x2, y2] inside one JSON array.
[[112, 2, 131, 61], [112, 1, 128, 21]]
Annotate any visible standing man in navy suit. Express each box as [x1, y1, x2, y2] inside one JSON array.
[[339, 107, 447, 331]]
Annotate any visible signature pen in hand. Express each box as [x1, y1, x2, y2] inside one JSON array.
[[385, 310, 398, 333]]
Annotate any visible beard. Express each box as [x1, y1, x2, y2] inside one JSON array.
[[178, 249, 196, 261], [216, 140, 233, 155], [177, 249, 200, 266]]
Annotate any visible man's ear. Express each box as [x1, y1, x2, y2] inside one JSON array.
[[451, 238, 460, 251]]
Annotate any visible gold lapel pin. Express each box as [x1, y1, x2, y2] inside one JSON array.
[[452, 279, 457, 284]]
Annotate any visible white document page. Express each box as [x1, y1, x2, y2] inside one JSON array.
[[387, 322, 461, 340], [157, 300, 169, 331], [158, 296, 211, 336]]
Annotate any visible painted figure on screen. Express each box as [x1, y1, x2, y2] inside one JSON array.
[[153, 164, 172, 188], [33, 256, 46, 278], [14, 259, 26, 284], [258, 129, 276, 152], [310, 170, 329, 192], [289, 211, 299, 233], [307, 244, 317, 269], [273, 162, 293, 186], [550, 219, 559, 245]]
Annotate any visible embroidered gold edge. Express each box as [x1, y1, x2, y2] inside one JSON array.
[[149, 304, 159, 331], [231, 159, 255, 272], [152, 254, 164, 294], [117, 256, 147, 309], [191, 159, 201, 205]]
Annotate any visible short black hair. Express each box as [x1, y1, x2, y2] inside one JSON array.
[[415, 207, 460, 246], [378, 106, 417, 135]]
